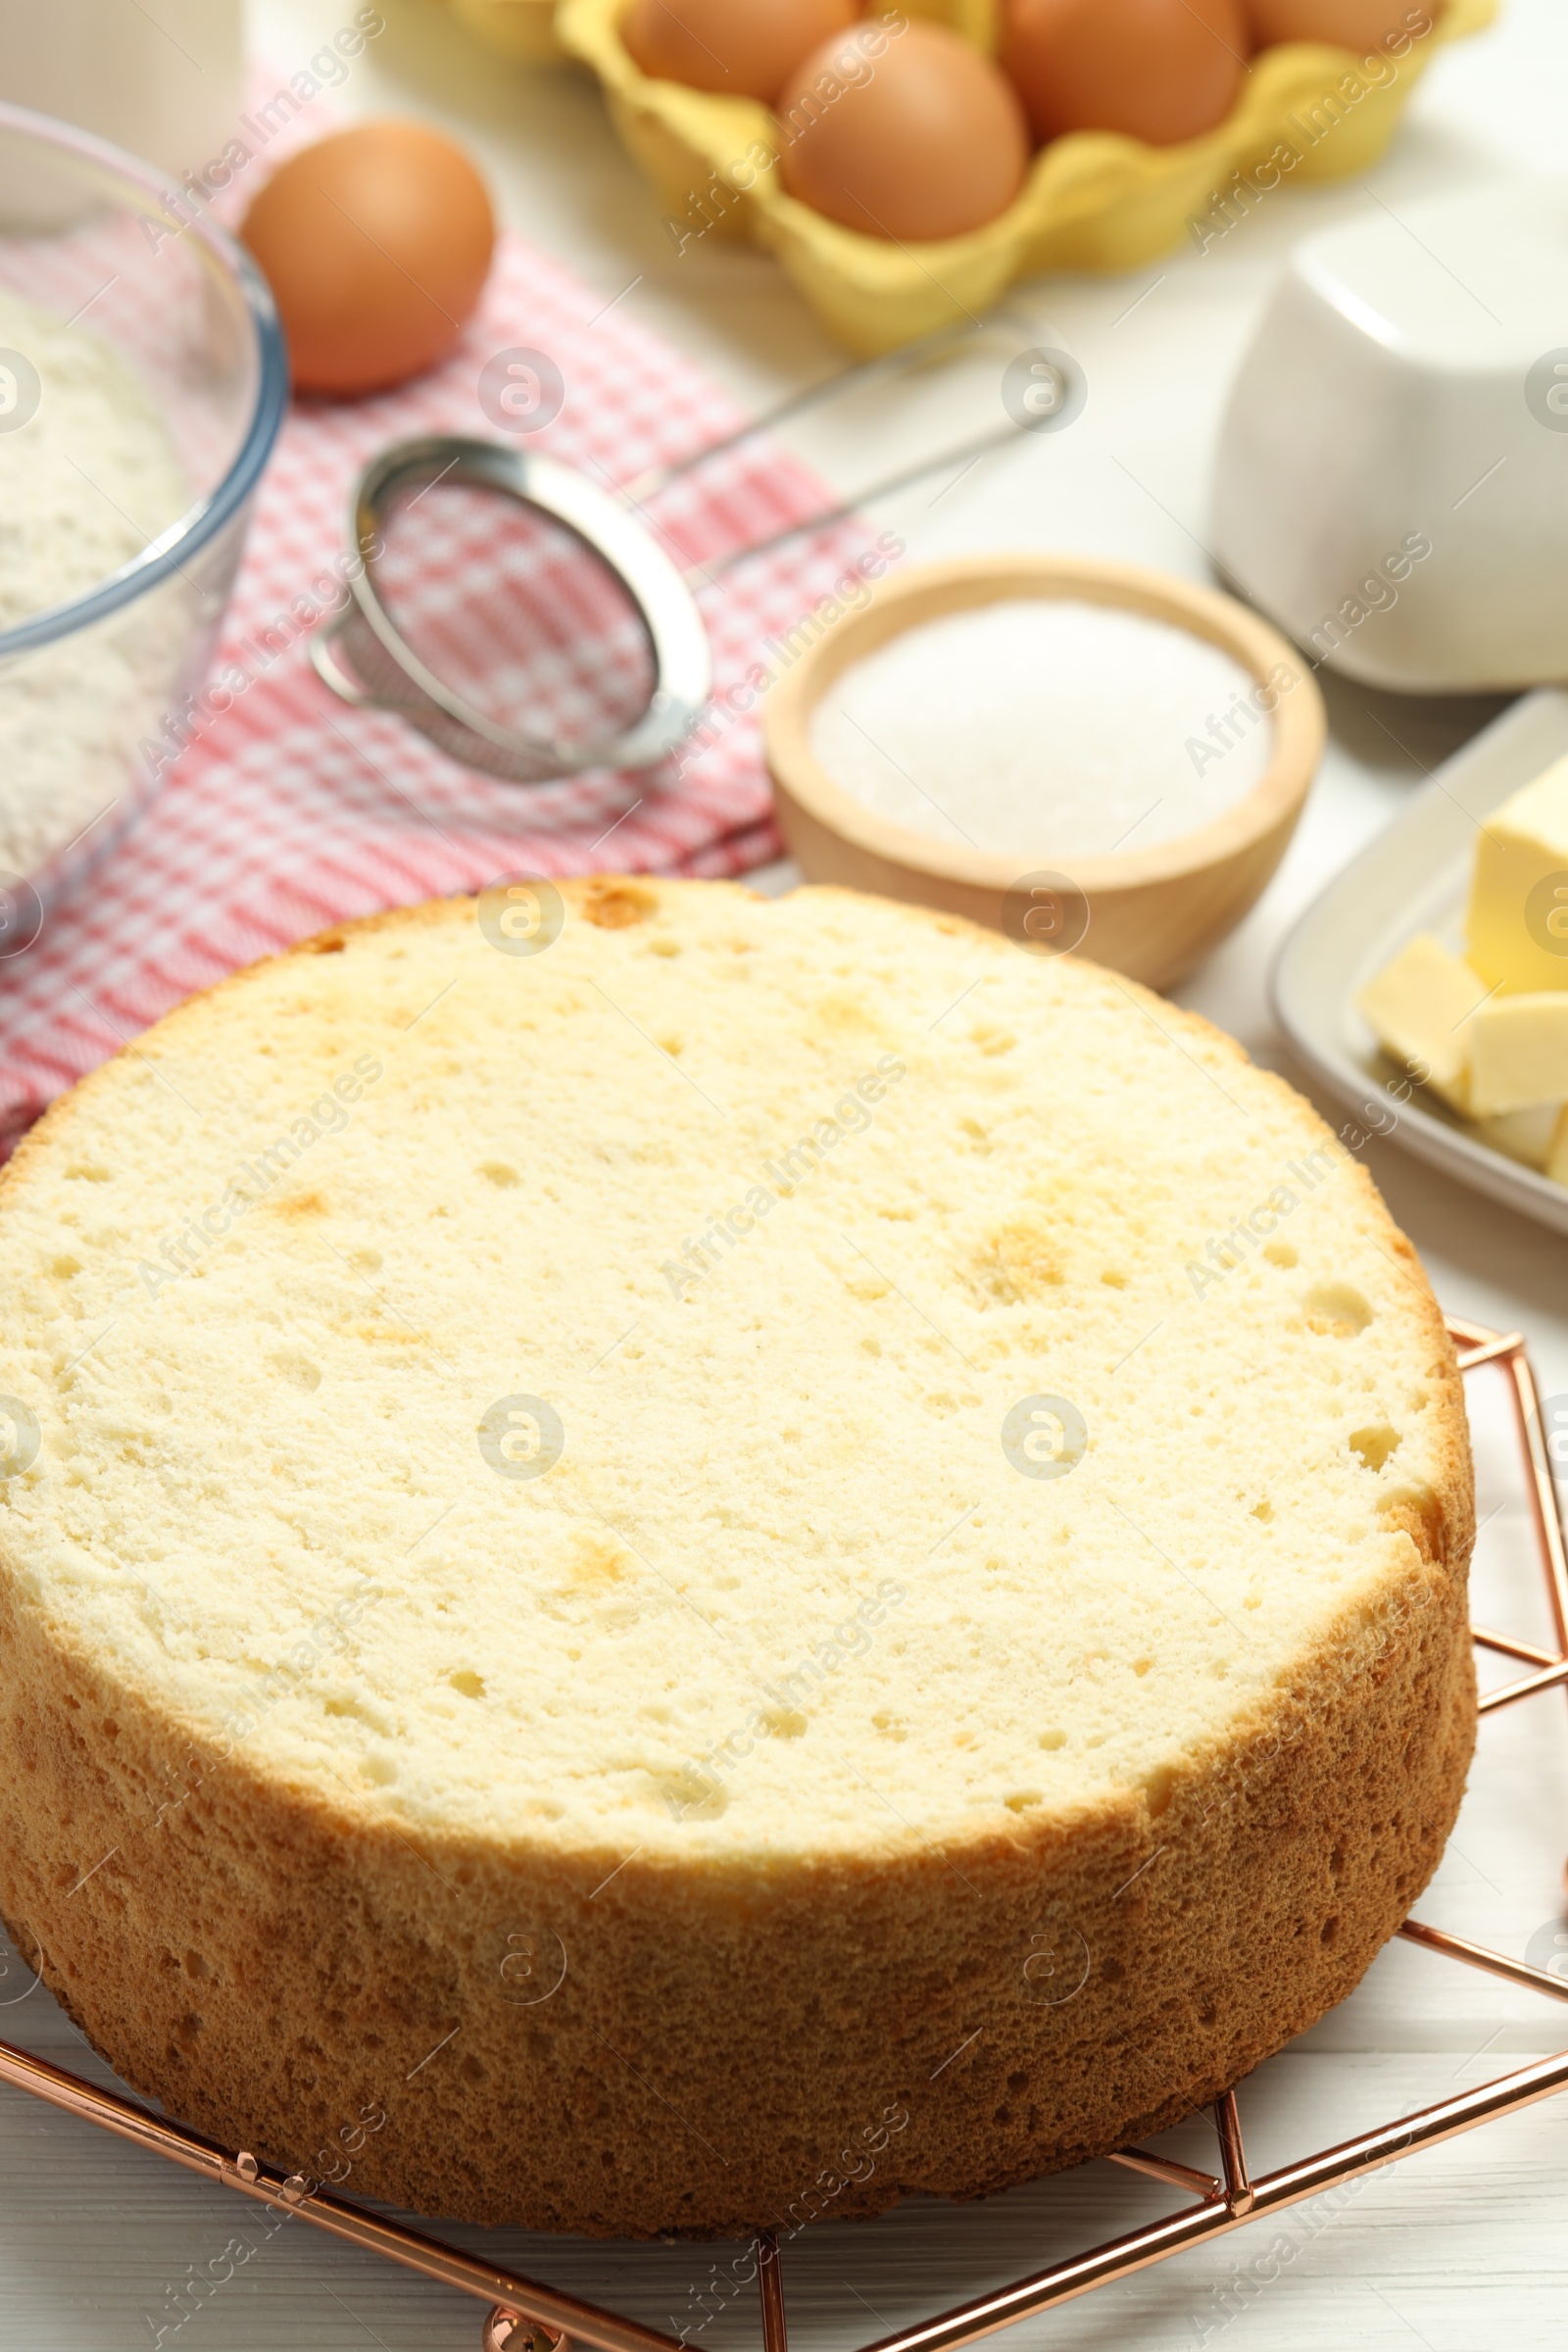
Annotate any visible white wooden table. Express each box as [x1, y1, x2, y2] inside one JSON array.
[[3, 1, 1566, 2343]]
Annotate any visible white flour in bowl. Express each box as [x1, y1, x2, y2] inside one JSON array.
[[0, 285, 189, 885], [808, 599, 1280, 860]]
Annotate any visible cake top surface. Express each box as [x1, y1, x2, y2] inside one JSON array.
[[0, 881, 1464, 1863]]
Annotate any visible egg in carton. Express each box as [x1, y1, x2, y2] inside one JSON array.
[[556, 0, 1492, 355]]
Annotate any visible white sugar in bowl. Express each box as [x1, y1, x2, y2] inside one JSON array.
[[763, 555, 1324, 992]]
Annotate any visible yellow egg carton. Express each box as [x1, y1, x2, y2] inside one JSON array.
[[445, 0, 564, 65], [551, 0, 1494, 353]]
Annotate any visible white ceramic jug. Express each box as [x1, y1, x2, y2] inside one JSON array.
[[1213, 181, 1568, 695]]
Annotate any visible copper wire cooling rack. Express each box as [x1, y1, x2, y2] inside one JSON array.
[[2, 1313, 1566, 2351]]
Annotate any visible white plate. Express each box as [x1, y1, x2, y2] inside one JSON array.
[[1272, 687, 1568, 1239]]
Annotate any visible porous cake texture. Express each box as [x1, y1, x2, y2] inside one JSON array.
[[0, 880, 1474, 2235]]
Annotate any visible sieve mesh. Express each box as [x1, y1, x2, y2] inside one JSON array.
[[369, 479, 657, 755]]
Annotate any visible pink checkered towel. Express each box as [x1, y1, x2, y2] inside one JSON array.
[[0, 232, 875, 1152]]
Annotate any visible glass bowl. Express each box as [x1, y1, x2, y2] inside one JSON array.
[[0, 99, 286, 949]]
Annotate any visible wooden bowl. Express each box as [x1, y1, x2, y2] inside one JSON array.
[[762, 554, 1326, 992]]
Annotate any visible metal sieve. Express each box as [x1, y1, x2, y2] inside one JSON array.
[[309, 314, 1086, 787], [310, 437, 712, 786]]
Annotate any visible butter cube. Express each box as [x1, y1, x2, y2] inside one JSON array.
[[1466, 993, 1568, 1116], [1475, 1102, 1561, 1171], [1355, 933, 1487, 1112], [1466, 754, 1568, 992]]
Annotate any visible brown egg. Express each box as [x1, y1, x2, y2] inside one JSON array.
[[778, 18, 1030, 243], [622, 0, 859, 103], [1003, 0, 1248, 146], [240, 122, 495, 398], [1244, 0, 1419, 41]]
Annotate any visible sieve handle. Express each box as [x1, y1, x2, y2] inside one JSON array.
[[624, 295, 1039, 505], [309, 605, 378, 709], [689, 419, 1029, 582]]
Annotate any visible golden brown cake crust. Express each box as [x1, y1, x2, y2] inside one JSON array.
[[0, 882, 1477, 2236]]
